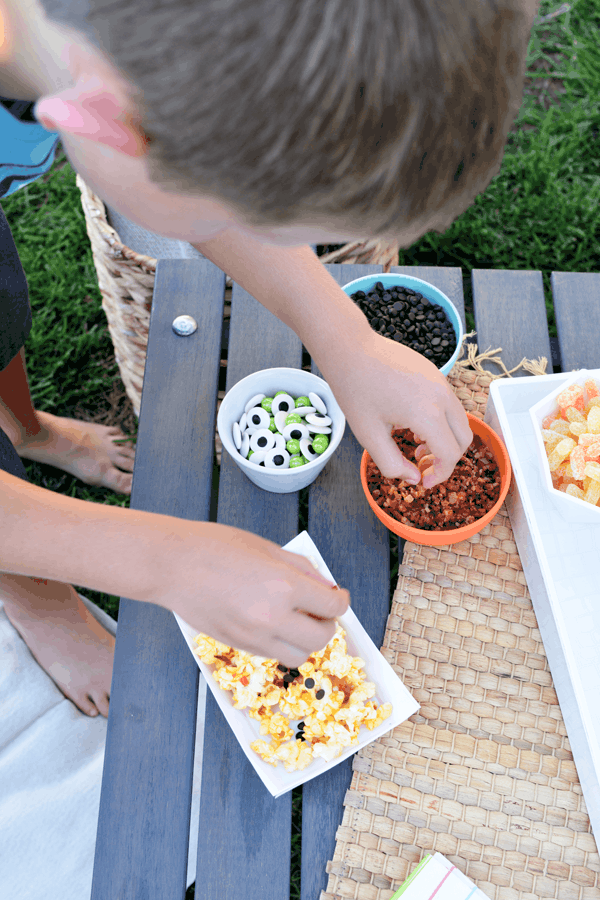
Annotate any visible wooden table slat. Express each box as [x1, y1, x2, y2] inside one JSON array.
[[301, 264, 393, 900], [551, 272, 600, 372], [471, 269, 552, 374], [92, 258, 226, 900], [195, 280, 304, 900]]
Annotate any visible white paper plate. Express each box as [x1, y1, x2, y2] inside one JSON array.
[[174, 531, 419, 797]]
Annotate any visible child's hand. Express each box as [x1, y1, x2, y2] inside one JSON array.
[[157, 527, 349, 667], [325, 331, 472, 489]]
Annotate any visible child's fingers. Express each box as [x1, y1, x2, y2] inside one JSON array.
[[362, 422, 421, 483], [418, 415, 473, 488]]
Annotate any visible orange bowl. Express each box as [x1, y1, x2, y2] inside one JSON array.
[[360, 413, 512, 546]]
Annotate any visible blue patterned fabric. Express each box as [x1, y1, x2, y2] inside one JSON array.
[[0, 98, 60, 198]]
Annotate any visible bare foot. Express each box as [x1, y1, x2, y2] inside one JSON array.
[[1, 574, 114, 718], [15, 410, 135, 494]]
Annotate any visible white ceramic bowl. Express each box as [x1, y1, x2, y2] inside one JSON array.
[[341, 273, 464, 376], [217, 367, 345, 493], [529, 368, 600, 522]]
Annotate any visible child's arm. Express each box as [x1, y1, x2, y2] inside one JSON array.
[[0, 468, 347, 664], [194, 230, 472, 487]]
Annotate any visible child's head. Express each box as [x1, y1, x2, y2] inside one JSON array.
[[26, 0, 536, 247]]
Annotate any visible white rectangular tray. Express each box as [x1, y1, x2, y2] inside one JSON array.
[[174, 531, 419, 797], [487, 374, 600, 844]]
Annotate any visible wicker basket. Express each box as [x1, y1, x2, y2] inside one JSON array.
[[76, 174, 400, 419]]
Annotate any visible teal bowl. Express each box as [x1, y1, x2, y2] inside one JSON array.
[[341, 273, 464, 376]]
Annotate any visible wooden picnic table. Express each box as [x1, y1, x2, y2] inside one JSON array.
[[89, 262, 599, 900]]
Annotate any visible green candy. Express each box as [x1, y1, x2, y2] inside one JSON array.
[[248, 450, 255, 459], [268, 417, 277, 432], [295, 395, 310, 408], [289, 455, 305, 468], [274, 391, 288, 397], [261, 397, 274, 413], [286, 439, 301, 455], [312, 434, 329, 454], [285, 413, 302, 426]]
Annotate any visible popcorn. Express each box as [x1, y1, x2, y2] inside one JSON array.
[[193, 623, 392, 771], [540, 377, 600, 506]]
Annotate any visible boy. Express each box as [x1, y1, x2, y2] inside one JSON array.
[[0, 0, 536, 718]]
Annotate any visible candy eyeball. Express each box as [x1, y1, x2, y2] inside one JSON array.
[[248, 449, 267, 465], [263, 448, 291, 469], [294, 406, 316, 417], [282, 422, 310, 442], [274, 410, 289, 434], [250, 428, 276, 453], [272, 432, 286, 452], [240, 431, 250, 458], [305, 413, 332, 427], [247, 406, 271, 430], [245, 393, 266, 415], [239, 411, 248, 432], [271, 393, 295, 415], [307, 423, 332, 435], [232, 421, 242, 449], [308, 392, 327, 416], [300, 438, 319, 461]]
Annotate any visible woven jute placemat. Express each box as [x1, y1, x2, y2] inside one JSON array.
[[322, 347, 600, 900]]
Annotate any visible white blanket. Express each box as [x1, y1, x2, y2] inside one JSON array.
[[0, 593, 206, 899]]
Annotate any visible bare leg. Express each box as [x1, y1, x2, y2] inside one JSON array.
[[1, 573, 114, 718], [0, 348, 136, 494]]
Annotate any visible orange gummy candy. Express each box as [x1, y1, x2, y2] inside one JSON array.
[[542, 414, 558, 429], [585, 379, 600, 400], [558, 385, 585, 415], [570, 446, 586, 481], [585, 440, 600, 461]]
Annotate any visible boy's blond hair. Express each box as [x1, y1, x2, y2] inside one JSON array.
[[42, 0, 534, 239]]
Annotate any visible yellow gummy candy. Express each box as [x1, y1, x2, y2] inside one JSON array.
[[584, 462, 600, 483], [565, 406, 586, 424], [550, 419, 572, 436], [548, 437, 577, 472], [542, 429, 564, 449], [569, 422, 588, 436], [583, 479, 600, 506], [565, 484, 585, 500], [585, 397, 600, 415], [587, 406, 600, 435]]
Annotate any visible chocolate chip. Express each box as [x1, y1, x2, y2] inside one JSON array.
[[283, 673, 294, 683], [277, 664, 288, 673], [315, 689, 325, 700], [304, 677, 315, 689]]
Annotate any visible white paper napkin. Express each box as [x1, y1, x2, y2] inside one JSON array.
[[391, 853, 492, 900]]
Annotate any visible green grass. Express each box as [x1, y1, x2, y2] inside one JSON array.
[[396, 0, 600, 334], [2, 3, 599, 896]]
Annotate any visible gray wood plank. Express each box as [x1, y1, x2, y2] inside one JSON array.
[[302, 264, 392, 900], [471, 270, 552, 375], [92, 259, 226, 900], [195, 280, 303, 900], [551, 272, 600, 371]]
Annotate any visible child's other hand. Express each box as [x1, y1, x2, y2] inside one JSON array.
[[160, 528, 349, 668], [328, 332, 472, 489]]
